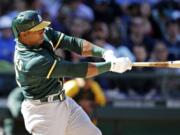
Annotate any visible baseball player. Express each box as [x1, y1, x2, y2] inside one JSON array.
[[12, 10, 132, 135]]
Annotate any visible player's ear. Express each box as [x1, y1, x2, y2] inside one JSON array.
[[19, 31, 26, 37], [19, 31, 30, 39], [19, 31, 30, 43]]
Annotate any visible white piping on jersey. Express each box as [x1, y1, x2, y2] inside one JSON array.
[[46, 60, 57, 79], [15, 46, 27, 51], [49, 41, 54, 49], [15, 45, 43, 51], [54, 33, 64, 49]]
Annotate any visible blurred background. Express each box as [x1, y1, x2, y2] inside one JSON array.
[[0, 0, 180, 135]]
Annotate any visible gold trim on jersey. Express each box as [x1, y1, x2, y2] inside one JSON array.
[[46, 60, 57, 79], [54, 33, 64, 49]]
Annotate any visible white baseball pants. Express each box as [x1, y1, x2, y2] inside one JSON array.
[[21, 97, 102, 135]]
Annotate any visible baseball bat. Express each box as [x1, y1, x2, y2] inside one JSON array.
[[133, 60, 180, 68]]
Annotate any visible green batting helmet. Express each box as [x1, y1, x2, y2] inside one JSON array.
[[12, 10, 51, 38]]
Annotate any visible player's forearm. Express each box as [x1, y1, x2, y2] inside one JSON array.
[[81, 40, 105, 57], [86, 62, 111, 78], [50, 60, 111, 78]]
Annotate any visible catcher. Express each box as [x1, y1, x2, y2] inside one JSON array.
[[12, 10, 132, 135]]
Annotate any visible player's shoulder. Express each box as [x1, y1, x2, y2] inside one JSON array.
[[44, 27, 63, 40], [44, 27, 62, 33], [44, 27, 58, 35]]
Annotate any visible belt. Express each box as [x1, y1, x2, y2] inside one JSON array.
[[32, 90, 66, 103]]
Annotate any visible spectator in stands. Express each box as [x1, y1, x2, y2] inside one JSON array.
[[90, 21, 118, 91], [93, 0, 117, 24], [128, 45, 157, 99], [150, 41, 170, 62], [64, 16, 93, 62], [115, 0, 160, 6], [163, 19, 180, 60], [0, 15, 15, 63], [152, 0, 179, 39], [41, 0, 61, 19], [26, 0, 45, 12], [0, 0, 14, 16], [68, 17, 91, 39], [140, 2, 153, 35], [108, 15, 135, 61], [123, 16, 155, 53], [64, 78, 106, 125], [140, 2, 162, 38], [150, 41, 178, 73], [61, 0, 94, 22], [91, 21, 116, 53], [7, 0, 27, 18], [53, 0, 94, 34], [150, 41, 180, 98], [133, 45, 149, 62], [51, 4, 70, 33], [0, 16, 17, 97], [116, 45, 135, 62]]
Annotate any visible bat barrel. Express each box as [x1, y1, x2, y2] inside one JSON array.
[[132, 61, 180, 68]]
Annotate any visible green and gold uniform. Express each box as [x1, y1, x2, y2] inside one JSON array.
[[14, 27, 110, 99], [12, 10, 109, 135]]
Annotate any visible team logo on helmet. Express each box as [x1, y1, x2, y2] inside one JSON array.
[[38, 14, 42, 22]]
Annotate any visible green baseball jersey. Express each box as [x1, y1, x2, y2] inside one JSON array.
[[14, 27, 86, 99]]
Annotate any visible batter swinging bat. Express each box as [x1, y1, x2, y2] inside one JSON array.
[[133, 60, 180, 68]]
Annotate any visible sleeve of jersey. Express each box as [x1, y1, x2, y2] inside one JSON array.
[[47, 60, 88, 78], [27, 56, 88, 78], [46, 28, 83, 54], [59, 35, 83, 55]]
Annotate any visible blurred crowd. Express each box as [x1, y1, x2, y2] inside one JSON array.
[[0, 0, 180, 101]]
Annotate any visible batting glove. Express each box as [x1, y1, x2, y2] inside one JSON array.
[[103, 50, 116, 62], [110, 57, 132, 73]]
